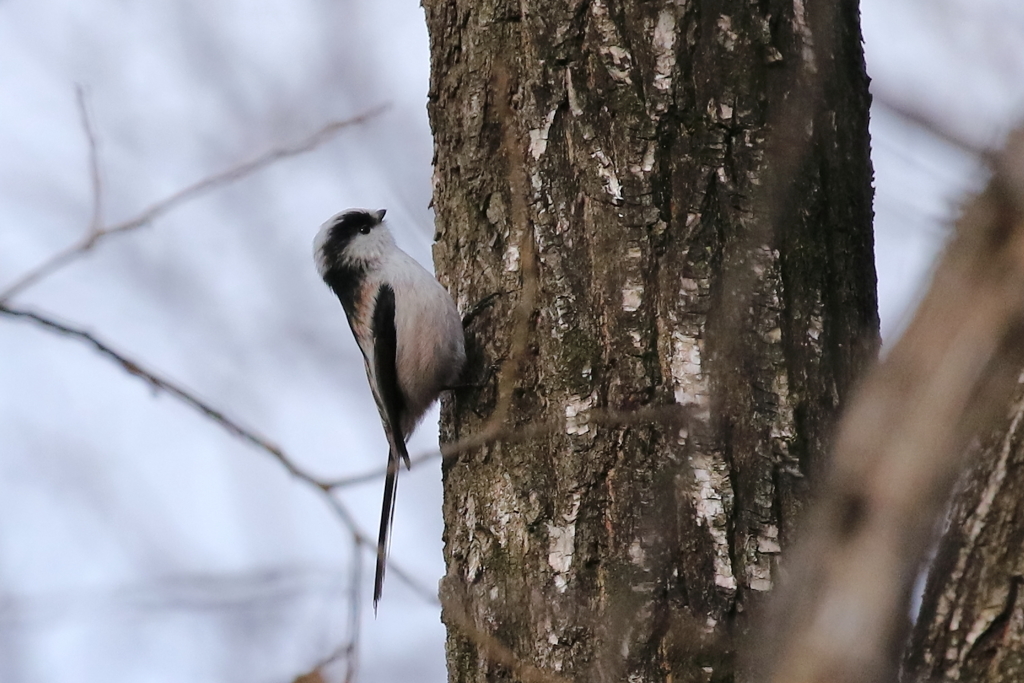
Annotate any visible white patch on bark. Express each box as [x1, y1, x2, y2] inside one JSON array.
[[792, 0, 818, 72], [565, 70, 584, 117], [808, 314, 823, 340], [505, 244, 520, 272], [748, 566, 773, 592], [565, 394, 596, 435], [622, 284, 643, 312], [591, 0, 634, 84], [652, 9, 676, 93], [547, 493, 582, 592], [629, 539, 646, 567], [717, 15, 737, 51], [719, 102, 733, 120], [758, 525, 781, 554], [670, 331, 708, 415], [689, 453, 737, 591], [623, 246, 645, 310], [592, 149, 624, 203], [642, 141, 656, 172], [489, 473, 524, 550], [529, 109, 558, 160]]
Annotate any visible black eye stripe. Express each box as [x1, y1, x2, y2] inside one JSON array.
[[333, 211, 377, 234], [322, 210, 381, 256]]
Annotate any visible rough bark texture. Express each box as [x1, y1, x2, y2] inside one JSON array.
[[424, 1, 876, 681], [905, 380, 1024, 682]]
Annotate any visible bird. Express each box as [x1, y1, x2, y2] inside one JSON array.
[[314, 208, 466, 608]]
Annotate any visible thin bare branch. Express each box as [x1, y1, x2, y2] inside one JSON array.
[[317, 493, 439, 604], [1, 299, 694, 610], [75, 85, 104, 233], [0, 104, 388, 303], [343, 534, 363, 683], [296, 533, 364, 683], [0, 303, 320, 484], [324, 404, 693, 489], [0, 302, 434, 604]]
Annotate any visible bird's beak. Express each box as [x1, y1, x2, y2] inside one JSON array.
[[373, 209, 386, 223]]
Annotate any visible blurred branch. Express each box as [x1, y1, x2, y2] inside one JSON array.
[[343, 534, 363, 683], [324, 404, 693, 489], [0, 301, 692, 606], [759, 127, 1024, 683], [76, 85, 104, 233], [0, 103, 388, 304], [0, 304, 318, 482], [293, 534, 365, 683], [873, 91, 992, 159], [0, 302, 435, 605]]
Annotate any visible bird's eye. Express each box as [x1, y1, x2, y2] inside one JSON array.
[[360, 225, 372, 235]]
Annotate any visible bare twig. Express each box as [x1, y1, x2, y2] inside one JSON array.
[[0, 304, 320, 484], [76, 85, 104, 233], [1, 300, 692, 606], [317, 493, 438, 604], [324, 404, 694, 489], [760, 128, 1024, 683], [0, 104, 388, 303], [295, 533, 365, 683], [0, 302, 434, 604], [344, 534, 363, 683]]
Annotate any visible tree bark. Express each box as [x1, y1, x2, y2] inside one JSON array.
[[906, 377, 1024, 681], [423, 1, 876, 681]]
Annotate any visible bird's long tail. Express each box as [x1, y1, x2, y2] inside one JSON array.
[[374, 447, 402, 610]]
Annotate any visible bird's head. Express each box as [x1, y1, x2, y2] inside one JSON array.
[[314, 208, 391, 277]]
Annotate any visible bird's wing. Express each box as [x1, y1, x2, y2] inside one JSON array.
[[370, 283, 408, 608]]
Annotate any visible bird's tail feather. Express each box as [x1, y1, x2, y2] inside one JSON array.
[[373, 448, 401, 611]]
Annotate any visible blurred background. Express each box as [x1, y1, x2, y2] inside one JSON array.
[[0, 0, 1021, 681]]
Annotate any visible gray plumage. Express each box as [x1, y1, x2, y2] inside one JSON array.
[[314, 208, 465, 608]]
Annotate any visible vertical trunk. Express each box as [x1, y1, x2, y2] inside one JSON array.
[[424, 1, 876, 681]]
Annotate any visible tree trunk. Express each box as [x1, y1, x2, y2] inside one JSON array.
[[423, 1, 876, 681], [904, 379, 1024, 682]]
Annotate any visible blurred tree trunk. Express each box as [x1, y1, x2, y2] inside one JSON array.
[[904, 380, 1024, 682], [424, 1, 876, 681]]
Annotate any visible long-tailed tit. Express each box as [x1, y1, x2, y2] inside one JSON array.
[[314, 208, 465, 608]]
